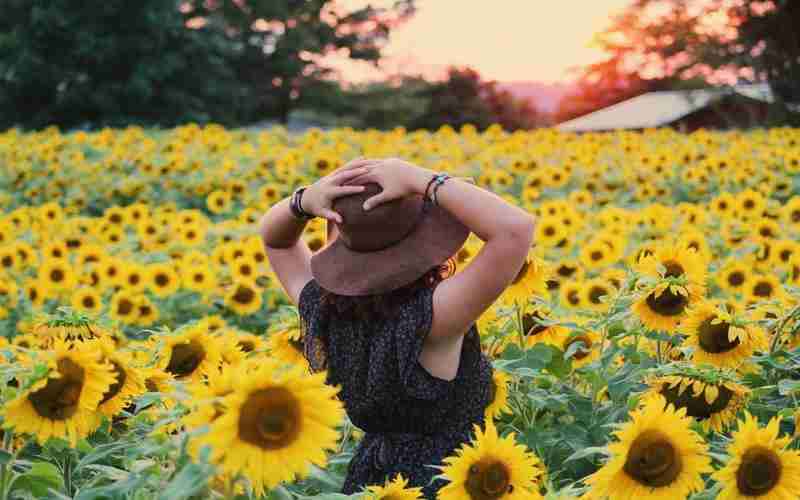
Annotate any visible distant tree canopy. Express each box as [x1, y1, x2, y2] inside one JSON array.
[[0, 0, 415, 130], [558, 0, 800, 124]]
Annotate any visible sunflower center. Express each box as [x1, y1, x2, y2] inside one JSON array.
[[116, 298, 134, 316], [697, 318, 740, 354], [288, 336, 305, 353], [238, 388, 301, 450], [100, 360, 127, 405], [737, 446, 782, 496], [753, 281, 773, 298], [155, 273, 169, 287], [659, 383, 734, 420], [662, 260, 684, 278], [623, 430, 681, 487], [82, 295, 96, 308], [50, 269, 64, 282], [557, 264, 576, 278], [512, 260, 530, 285], [567, 289, 580, 306], [522, 312, 548, 337], [29, 358, 85, 420], [232, 284, 255, 304], [238, 340, 255, 353], [588, 285, 608, 305], [727, 271, 745, 287], [165, 341, 205, 378], [645, 288, 688, 317], [465, 460, 513, 499], [566, 336, 592, 360]]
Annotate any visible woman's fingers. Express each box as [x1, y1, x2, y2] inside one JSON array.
[[332, 185, 366, 196], [319, 208, 343, 224], [331, 157, 378, 176], [363, 190, 394, 211], [332, 166, 372, 185]]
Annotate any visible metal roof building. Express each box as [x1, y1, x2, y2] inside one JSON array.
[[556, 84, 787, 132]]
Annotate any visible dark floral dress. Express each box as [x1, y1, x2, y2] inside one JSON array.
[[298, 279, 493, 499]]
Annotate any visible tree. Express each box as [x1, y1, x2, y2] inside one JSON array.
[[184, 0, 416, 124], [0, 0, 245, 130], [583, 0, 800, 123]]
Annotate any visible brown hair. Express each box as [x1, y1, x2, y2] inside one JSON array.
[[318, 259, 456, 323]]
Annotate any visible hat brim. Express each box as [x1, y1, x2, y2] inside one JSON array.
[[310, 205, 469, 296]]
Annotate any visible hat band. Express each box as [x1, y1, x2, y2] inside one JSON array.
[[341, 199, 430, 253]]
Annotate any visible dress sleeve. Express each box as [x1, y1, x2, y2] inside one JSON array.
[[395, 285, 457, 401], [297, 280, 328, 373]]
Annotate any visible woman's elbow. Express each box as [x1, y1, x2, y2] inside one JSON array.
[[506, 213, 536, 249]]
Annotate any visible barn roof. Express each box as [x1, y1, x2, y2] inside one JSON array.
[[556, 84, 778, 132]]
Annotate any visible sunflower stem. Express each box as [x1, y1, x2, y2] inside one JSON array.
[[0, 430, 13, 500]]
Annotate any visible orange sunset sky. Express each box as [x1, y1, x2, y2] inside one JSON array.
[[333, 0, 634, 83]]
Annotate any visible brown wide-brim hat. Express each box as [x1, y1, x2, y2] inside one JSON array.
[[310, 183, 469, 296]]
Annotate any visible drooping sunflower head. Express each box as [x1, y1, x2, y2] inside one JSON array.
[[89, 338, 147, 418], [364, 473, 424, 500], [584, 394, 711, 500], [438, 421, 544, 500], [502, 251, 550, 306], [1, 339, 116, 446], [515, 304, 565, 348], [485, 370, 512, 421], [632, 281, 699, 334], [681, 301, 767, 370], [643, 373, 750, 433], [561, 329, 601, 369], [194, 359, 344, 496], [712, 412, 800, 500]]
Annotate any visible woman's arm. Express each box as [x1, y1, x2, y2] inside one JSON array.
[[259, 159, 373, 304], [355, 158, 536, 342]]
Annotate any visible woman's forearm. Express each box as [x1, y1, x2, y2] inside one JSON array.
[[259, 198, 309, 249], [410, 172, 536, 245]]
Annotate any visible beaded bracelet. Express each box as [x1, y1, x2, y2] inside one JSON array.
[[424, 173, 450, 205]]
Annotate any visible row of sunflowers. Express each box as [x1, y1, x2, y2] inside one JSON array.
[[0, 123, 799, 499]]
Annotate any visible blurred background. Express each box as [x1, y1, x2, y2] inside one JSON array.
[[1, 0, 798, 132]]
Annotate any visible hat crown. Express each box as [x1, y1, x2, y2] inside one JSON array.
[[332, 183, 424, 252]]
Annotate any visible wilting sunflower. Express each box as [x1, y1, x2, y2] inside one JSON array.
[[682, 301, 768, 370], [266, 326, 307, 369], [157, 326, 223, 383], [364, 474, 424, 500], [643, 374, 750, 433], [2, 340, 117, 446], [196, 359, 345, 496], [713, 412, 800, 500], [91, 339, 146, 418], [501, 251, 549, 306], [584, 394, 711, 500], [516, 305, 566, 348], [224, 279, 263, 316], [438, 420, 543, 500], [486, 369, 512, 420]]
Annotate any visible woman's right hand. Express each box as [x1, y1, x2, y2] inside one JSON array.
[[351, 158, 436, 211], [301, 158, 375, 223]]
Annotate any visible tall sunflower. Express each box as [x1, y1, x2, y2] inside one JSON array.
[[643, 374, 750, 433], [682, 301, 768, 370], [194, 359, 344, 496], [364, 474, 424, 500], [2, 340, 117, 446], [584, 394, 711, 500], [438, 421, 543, 500], [266, 326, 308, 369], [501, 250, 549, 306], [561, 329, 601, 369], [516, 305, 566, 348], [157, 326, 223, 383], [713, 412, 800, 500], [224, 279, 263, 316], [91, 339, 147, 418]]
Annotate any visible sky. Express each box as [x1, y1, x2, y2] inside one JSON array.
[[332, 0, 634, 83]]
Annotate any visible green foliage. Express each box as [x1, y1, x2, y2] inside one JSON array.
[[0, 0, 246, 130]]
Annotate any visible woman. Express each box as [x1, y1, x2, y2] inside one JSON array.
[[260, 157, 535, 498]]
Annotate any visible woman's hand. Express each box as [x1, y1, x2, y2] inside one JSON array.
[[301, 158, 375, 223], [351, 158, 436, 211]]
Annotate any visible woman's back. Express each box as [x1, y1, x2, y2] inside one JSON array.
[[298, 278, 492, 496]]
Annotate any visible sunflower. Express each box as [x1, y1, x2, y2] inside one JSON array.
[[158, 326, 223, 383], [266, 326, 307, 368], [364, 474, 424, 499], [109, 290, 140, 325], [501, 251, 549, 306], [713, 412, 800, 500], [643, 374, 750, 433], [1, 340, 117, 446], [559, 281, 585, 309], [91, 339, 146, 418], [682, 301, 768, 370], [717, 261, 752, 295], [486, 369, 512, 420], [635, 242, 707, 288], [745, 274, 785, 304], [438, 420, 543, 500], [516, 305, 566, 348], [71, 287, 103, 315], [146, 262, 180, 297], [194, 359, 344, 496], [584, 394, 711, 500], [181, 263, 217, 293], [183, 362, 238, 430], [134, 295, 160, 327], [561, 329, 601, 368], [207, 190, 233, 214], [224, 279, 263, 316], [582, 278, 614, 312], [38, 258, 77, 292], [632, 280, 701, 334]]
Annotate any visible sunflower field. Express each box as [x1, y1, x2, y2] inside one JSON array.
[[1, 123, 800, 500]]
